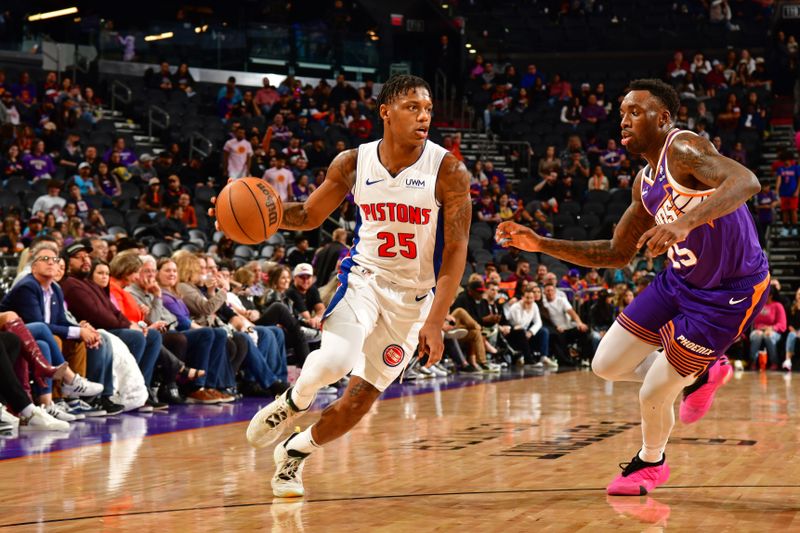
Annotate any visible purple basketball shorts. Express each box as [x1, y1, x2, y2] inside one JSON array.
[[617, 268, 770, 377]]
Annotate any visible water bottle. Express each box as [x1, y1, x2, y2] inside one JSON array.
[[758, 350, 767, 371]]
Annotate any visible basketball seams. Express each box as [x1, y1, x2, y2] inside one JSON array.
[[216, 178, 283, 244], [227, 181, 256, 243], [242, 179, 270, 241]]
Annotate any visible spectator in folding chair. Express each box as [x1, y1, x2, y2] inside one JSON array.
[[542, 283, 593, 366], [507, 286, 554, 368], [451, 280, 497, 373]]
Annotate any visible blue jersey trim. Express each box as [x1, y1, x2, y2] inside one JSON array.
[[432, 209, 445, 289], [325, 207, 363, 318]]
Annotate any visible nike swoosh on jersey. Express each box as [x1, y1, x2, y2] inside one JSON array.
[[729, 297, 747, 305], [415, 294, 428, 301], [365, 178, 385, 186]]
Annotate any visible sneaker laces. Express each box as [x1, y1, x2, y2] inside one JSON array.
[[619, 454, 664, 477], [69, 376, 90, 394], [276, 453, 306, 482], [265, 401, 292, 429]]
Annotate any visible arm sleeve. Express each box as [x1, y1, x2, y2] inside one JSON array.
[[63, 281, 130, 329], [506, 304, 521, 327], [528, 305, 542, 336], [287, 290, 307, 314], [177, 284, 228, 317], [10, 284, 73, 338], [775, 303, 788, 333]]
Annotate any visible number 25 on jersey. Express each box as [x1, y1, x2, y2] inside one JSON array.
[[377, 232, 417, 259]]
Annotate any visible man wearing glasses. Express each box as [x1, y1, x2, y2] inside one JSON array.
[[0, 242, 122, 416]]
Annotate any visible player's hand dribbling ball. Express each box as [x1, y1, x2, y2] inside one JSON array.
[[214, 177, 283, 244]]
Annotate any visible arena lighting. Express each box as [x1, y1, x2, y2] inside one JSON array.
[[465, 43, 472, 48], [144, 32, 174, 42], [194, 25, 208, 34], [28, 7, 78, 21], [469, 49, 477, 54], [442, 4, 449, 8]]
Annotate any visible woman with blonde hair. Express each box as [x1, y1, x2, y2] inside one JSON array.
[[159, 255, 236, 403], [172, 254, 287, 397]]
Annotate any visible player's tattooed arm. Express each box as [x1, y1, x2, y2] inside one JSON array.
[[427, 154, 471, 323], [280, 149, 357, 231], [496, 170, 654, 267], [418, 154, 471, 367], [667, 132, 761, 231]]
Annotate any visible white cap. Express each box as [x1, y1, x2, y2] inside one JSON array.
[[292, 263, 313, 277]]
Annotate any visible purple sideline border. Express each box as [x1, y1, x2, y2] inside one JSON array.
[[0, 368, 568, 460]]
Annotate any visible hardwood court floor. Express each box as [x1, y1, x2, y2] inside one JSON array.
[[1, 369, 799, 532]]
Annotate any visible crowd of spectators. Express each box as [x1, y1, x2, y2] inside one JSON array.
[[0, 31, 798, 434], [0, 229, 361, 433]]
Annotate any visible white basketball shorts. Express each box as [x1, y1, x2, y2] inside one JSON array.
[[323, 264, 433, 391]]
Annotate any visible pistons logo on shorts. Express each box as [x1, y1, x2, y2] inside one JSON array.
[[382, 344, 405, 367]]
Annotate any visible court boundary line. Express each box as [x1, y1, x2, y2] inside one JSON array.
[[3, 484, 800, 527]]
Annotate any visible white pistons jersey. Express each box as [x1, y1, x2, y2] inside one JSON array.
[[342, 139, 449, 289]]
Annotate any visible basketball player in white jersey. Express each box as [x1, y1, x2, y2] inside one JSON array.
[[244, 75, 472, 497], [496, 79, 768, 496]]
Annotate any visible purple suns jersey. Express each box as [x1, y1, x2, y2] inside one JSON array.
[[639, 129, 768, 289]]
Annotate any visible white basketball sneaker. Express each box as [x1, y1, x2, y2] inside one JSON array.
[[19, 406, 70, 432], [272, 435, 309, 498], [61, 374, 104, 398], [44, 402, 77, 422], [0, 404, 19, 428], [246, 388, 305, 448], [542, 356, 559, 369]]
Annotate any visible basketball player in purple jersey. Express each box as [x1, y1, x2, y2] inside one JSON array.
[[496, 79, 769, 496], [241, 75, 472, 497]]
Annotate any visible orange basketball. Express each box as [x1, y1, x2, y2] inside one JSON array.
[[215, 177, 283, 245]]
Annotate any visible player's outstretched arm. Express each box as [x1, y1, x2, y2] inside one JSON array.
[[495, 171, 654, 268], [279, 149, 357, 231], [636, 132, 761, 255], [418, 154, 472, 366]]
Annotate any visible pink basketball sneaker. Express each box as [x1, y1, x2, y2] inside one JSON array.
[[606, 453, 670, 496], [679, 355, 733, 425]]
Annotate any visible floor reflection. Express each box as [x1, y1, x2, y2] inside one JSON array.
[[607, 495, 671, 530], [0, 367, 564, 460]]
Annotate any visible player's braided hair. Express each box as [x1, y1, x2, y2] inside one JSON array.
[[629, 78, 680, 118], [376, 74, 432, 107]]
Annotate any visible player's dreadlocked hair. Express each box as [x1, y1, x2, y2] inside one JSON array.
[[376, 74, 432, 107], [629, 78, 680, 118]]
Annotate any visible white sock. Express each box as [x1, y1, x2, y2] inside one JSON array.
[[638, 447, 664, 463], [290, 386, 316, 411], [286, 426, 320, 455], [20, 404, 35, 418]]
